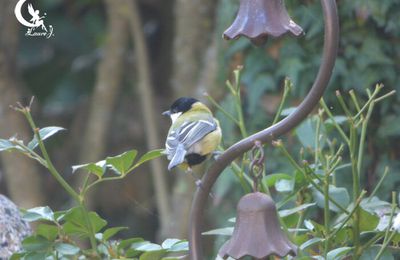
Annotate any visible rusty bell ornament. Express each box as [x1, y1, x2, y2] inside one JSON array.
[[223, 0, 303, 46], [219, 192, 297, 259]]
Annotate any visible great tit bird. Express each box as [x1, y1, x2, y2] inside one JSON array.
[[163, 97, 222, 171]]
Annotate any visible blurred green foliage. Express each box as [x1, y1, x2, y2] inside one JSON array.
[[217, 0, 400, 94], [214, 0, 400, 201], [208, 2, 400, 255], [19, 1, 400, 199], [206, 70, 399, 259], [0, 105, 186, 259], [13, 206, 188, 259], [11, 0, 400, 257], [20, 0, 105, 108]]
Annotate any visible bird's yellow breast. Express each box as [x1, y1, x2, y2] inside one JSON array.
[[189, 125, 222, 156]]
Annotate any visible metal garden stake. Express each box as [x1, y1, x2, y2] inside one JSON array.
[[189, 0, 339, 258]]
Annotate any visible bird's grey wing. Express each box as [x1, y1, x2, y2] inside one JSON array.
[[167, 144, 186, 170], [178, 119, 217, 148], [165, 124, 189, 170], [165, 120, 216, 170], [165, 128, 181, 160]]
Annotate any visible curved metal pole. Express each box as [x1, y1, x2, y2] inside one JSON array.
[[189, 0, 339, 258]]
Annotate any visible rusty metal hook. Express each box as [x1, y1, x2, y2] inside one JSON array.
[[189, 0, 339, 258]]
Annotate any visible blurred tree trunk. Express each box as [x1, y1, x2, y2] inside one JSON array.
[[168, 0, 218, 238], [78, 0, 128, 207], [171, 0, 218, 97], [0, 0, 44, 207], [123, 0, 171, 240]]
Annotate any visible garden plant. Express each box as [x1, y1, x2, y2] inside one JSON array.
[[0, 0, 399, 258], [0, 99, 188, 259], [0, 68, 398, 259]]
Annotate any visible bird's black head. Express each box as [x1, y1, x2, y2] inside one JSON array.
[[169, 97, 199, 114]]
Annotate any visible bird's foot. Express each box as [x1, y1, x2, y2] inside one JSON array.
[[188, 169, 214, 199], [195, 179, 203, 189], [212, 151, 223, 160]]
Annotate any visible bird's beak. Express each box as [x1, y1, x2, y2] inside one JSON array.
[[162, 110, 171, 116]]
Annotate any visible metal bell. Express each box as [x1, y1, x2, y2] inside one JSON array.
[[223, 0, 303, 46], [218, 192, 297, 259]]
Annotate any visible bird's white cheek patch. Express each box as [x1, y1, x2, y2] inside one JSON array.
[[170, 112, 182, 123]]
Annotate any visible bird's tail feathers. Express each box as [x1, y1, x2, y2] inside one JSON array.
[[168, 145, 187, 171]]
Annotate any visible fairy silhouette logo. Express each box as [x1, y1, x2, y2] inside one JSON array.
[[14, 0, 54, 38]]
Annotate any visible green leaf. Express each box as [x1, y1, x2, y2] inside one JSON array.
[[125, 241, 162, 257], [360, 245, 394, 260], [106, 150, 138, 175], [63, 222, 87, 237], [279, 203, 316, 218], [23, 252, 51, 260], [10, 252, 25, 260], [0, 139, 18, 152], [324, 116, 348, 126], [63, 207, 107, 237], [72, 160, 106, 178], [275, 179, 294, 193], [376, 215, 391, 231], [326, 247, 352, 260], [54, 242, 80, 255], [133, 242, 163, 252], [22, 235, 53, 252], [125, 249, 141, 258], [331, 227, 352, 245], [359, 208, 379, 232], [361, 197, 391, 214], [263, 173, 292, 187], [304, 219, 315, 231], [36, 224, 58, 241], [160, 239, 188, 253], [97, 243, 111, 256], [168, 241, 188, 252], [295, 117, 324, 148], [28, 126, 66, 149], [139, 250, 167, 260], [22, 206, 55, 222], [312, 185, 350, 212], [161, 257, 187, 260], [295, 257, 319, 260], [102, 226, 128, 241], [228, 217, 236, 223], [118, 237, 145, 250], [134, 149, 165, 168], [161, 239, 181, 249], [334, 163, 352, 172], [54, 210, 67, 222], [202, 227, 234, 236], [300, 237, 323, 250], [87, 212, 107, 233], [294, 169, 308, 188]]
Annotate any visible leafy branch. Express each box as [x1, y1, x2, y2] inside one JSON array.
[[0, 99, 177, 259]]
